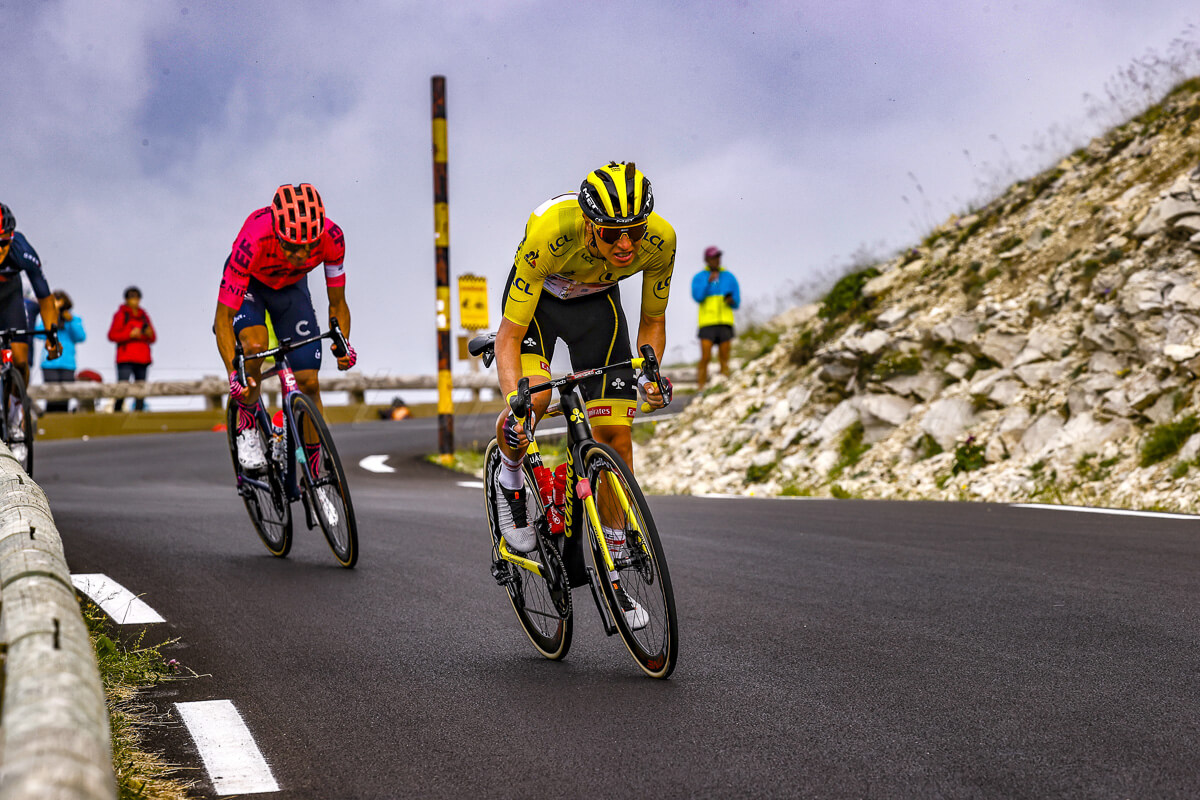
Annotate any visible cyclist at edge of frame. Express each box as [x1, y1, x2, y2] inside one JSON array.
[[0, 202, 62, 461], [213, 183, 357, 472], [493, 162, 675, 602]]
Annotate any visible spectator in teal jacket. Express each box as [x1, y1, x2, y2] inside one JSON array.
[[690, 245, 740, 389], [37, 290, 85, 413]]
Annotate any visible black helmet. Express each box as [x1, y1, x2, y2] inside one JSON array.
[[0, 203, 14, 237], [578, 161, 654, 227]]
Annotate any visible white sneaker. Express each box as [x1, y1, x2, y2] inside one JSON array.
[[612, 581, 649, 630], [236, 429, 267, 470], [494, 472, 537, 552], [316, 486, 340, 527]]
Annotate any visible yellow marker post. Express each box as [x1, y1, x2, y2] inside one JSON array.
[[432, 76, 453, 462]]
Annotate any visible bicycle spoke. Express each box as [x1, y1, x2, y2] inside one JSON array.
[[483, 440, 572, 660]]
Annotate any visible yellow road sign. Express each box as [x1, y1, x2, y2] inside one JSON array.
[[458, 274, 489, 330]]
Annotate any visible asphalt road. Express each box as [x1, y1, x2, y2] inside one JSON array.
[[35, 416, 1200, 799]]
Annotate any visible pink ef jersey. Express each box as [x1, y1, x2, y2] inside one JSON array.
[[218, 207, 347, 309]]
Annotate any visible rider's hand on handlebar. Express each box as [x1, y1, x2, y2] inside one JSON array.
[[502, 411, 531, 449], [334, 340, 357, 371], [229, 370, 254, 401], [637, 374, 672, 411], [45, 339, 63, 361]]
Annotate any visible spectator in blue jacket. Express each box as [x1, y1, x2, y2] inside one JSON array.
[[690, 245, 740, 389], [37, 290, 85, 413]]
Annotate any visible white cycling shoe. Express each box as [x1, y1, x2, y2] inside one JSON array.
[[494, 472, 537, 553], [236, 429, 267, 470], [612, 581, 649, 631]]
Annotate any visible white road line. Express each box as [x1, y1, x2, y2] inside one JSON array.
[[71, 574, 165, 624], [458, 480, 484, 489], [176, 700, 279, 795], [1012, 503, 1200, 520], [359, 454, 395, 473]]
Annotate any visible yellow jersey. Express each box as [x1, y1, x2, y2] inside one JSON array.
[[502, 193, 676, 328]]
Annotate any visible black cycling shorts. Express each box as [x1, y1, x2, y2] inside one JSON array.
[[0, 280, 32, 345], [698, 324, 735, 344], [502, 267, 637, 426]]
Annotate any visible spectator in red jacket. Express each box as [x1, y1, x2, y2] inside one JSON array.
[[107, 286, 156, 411]]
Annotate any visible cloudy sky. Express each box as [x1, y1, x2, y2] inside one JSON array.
[[4, 1, 1198, 393]]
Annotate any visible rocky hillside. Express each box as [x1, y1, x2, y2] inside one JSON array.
[[639, 78, 1200, 512]]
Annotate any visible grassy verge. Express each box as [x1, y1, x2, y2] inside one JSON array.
[[81, 600, 196, 800]]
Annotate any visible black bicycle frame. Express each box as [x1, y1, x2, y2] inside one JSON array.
[[233, 320, 348, 503]]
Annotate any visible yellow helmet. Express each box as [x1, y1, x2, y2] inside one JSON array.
[[578, 161, 654, 226]]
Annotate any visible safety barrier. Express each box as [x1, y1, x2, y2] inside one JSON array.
[[0, 444, 115, 799], [27, 368, 696, 410]]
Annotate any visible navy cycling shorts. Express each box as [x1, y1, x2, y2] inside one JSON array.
[[232, 277, 323, 372]]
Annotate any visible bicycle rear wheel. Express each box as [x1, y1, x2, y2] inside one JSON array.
[[483, 440, 573, 660], [289, 393, 358, 568], [583, 443, 678, 679], [3, 370, 34, 475], [225, 402, 292, 557]]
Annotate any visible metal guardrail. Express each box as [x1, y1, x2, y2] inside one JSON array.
[[0, 443, 116, 799]]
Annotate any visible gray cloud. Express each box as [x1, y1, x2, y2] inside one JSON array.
[[3, 0, 1197, 382]]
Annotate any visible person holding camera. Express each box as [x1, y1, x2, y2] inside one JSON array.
[[38, 290, 86, 413], [107, 285, 156, 411], [691, 245, 740, 390]]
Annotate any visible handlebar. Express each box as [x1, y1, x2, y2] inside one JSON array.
[[505, 342, 666, 424], [0, 325, 59, 351], [233, 320, 349, 386]]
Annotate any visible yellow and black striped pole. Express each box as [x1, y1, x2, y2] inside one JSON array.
[[432, 75, 454, 461]]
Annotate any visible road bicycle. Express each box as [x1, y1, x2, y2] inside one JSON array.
[[0, 325, 58, 476], [470, 334, 678, 678], [226, 320, 358, 568]]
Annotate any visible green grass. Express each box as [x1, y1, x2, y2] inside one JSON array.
[[82, 601, 195, 800], [1140, 415, 1200, 467], [829, 422, 869, 479], [819, 266, 880, 320]]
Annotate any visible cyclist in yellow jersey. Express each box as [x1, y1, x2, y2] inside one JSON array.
[[493, 162, 675, 623]]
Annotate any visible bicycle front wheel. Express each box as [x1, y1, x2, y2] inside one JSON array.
[[483, 440, 573, 661], [290, 393, 358, 568], [583, 443, 678, 679], [225, 402, 292, 557], [2, 370, 33, 475]]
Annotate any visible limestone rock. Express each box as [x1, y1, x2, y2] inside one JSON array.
[[921, 397, 976, 451]]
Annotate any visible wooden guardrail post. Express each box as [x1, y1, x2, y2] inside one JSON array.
[[0, 444, 116, 799]]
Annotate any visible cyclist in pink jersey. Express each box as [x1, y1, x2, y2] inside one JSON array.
[[214, 183, 357, 470]]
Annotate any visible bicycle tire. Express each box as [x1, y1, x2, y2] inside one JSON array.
[[225, 402, 292, 557], [483, 439, 573, 661], [2, 370, 34, 475], [289, 393, 358, 568], [583, 442, 678, 679]]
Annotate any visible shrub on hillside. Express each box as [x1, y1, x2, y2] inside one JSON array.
[[819, 267, 879, 320], [1139, 415, 1200, 467]]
